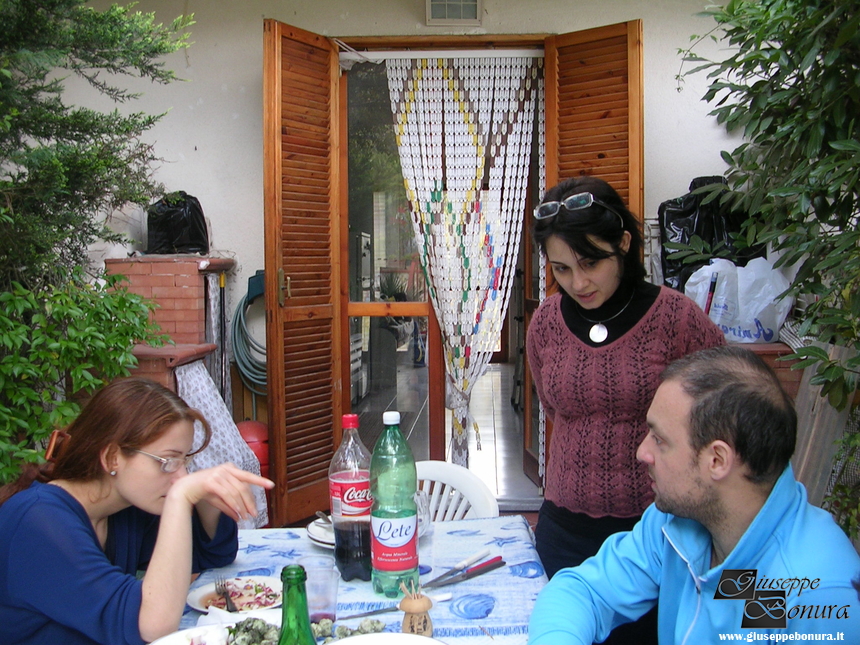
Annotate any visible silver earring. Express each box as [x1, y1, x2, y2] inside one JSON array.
[[110, 470, 117, 476]]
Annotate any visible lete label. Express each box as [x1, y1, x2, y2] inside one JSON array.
[[371, 514, 418, 571]]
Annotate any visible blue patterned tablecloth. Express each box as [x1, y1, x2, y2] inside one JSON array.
[[182, 514, 547, 644]]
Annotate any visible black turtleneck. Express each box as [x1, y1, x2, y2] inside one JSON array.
[[560, 281, 661, 347]]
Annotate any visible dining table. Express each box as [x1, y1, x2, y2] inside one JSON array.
[[181, 514, 547, 644]]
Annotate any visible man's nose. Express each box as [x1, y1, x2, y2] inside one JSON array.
[[636, 437, 652, 464]]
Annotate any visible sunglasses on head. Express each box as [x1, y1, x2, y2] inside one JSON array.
[[533, 191, 625, 228]]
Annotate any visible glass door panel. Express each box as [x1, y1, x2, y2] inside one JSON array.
[[346, 62, 424, 305], [345, 63, 433, 461], [349, 315, 429, 461]]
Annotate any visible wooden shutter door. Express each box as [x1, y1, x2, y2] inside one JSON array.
[[545, 20, 643, 211], [263, 20, 342, 526], [523, 21, 643, 480]]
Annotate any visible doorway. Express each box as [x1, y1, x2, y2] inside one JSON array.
[[343, 58, 540, 508], [263, 22, 643, 523]]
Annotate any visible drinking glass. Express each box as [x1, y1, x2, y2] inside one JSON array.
[[299, 555, 339, 622], [415, 489, 432, 538]]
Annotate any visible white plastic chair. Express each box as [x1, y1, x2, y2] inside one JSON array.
[[416, 460, 500, 521]]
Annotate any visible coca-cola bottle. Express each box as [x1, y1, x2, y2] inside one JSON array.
[[328, 413, 373, 581], [370, 410, 419, 597]]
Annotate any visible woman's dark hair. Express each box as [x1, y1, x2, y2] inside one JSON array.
[[531, 176, 646, 286], [0, 378, 211, 505]]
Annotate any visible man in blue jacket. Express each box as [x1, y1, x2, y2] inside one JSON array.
[[529, 345, 860, 644]]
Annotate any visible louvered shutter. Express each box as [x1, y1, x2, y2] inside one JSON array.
[[545, 20, 643, 216], [263, 21, 342, 526]]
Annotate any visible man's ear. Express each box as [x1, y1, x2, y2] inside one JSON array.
[[701, 440, 734, 481]]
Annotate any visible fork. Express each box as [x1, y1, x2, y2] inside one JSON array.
[[214, 575, 239, 612]]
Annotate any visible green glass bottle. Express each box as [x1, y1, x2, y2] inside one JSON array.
[[277, 565, 316, 645], [370, 410, 419, 597]]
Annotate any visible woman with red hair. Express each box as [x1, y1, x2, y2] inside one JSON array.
[[0, 377, 273, 645]]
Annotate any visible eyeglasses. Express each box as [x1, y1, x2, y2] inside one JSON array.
[[533, 191, 625, 228], [132, 449, 193, 473]]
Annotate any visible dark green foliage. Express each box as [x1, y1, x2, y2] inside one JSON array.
[[0, 1, 189, 483], [681, 0, 860, 409], [0, 0, 192, 290], [0, 273, 166, 482]]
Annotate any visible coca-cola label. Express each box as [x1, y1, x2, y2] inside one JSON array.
[[329, 471, 372, 518], [370, 514, 418, 571]]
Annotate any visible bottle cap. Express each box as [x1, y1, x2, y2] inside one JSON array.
[[382, 411, 401, 426], [342, 413, 359, 429], [282, 564, 307, 583]]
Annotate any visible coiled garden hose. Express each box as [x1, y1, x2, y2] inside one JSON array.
[[231, 287, 267, 398]]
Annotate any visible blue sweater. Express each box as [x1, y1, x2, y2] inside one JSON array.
[[529, 466, 860, 644], [0, 481, 237, 645]]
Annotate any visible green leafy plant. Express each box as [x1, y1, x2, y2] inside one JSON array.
[[826, 429, 860, 540], [0, 1, 192, 483], [679, 0, 860, 536], [0, 0, 193, 292], [0, 273, 166, 483], [378, 271, 408, 301], [663, 234, 736, 267]]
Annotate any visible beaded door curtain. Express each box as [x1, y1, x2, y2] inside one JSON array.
[[385, 56, 542, 466]]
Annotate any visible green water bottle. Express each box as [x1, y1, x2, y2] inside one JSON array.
[[277, 565, 316, 645], [370, 410, 419, 597]]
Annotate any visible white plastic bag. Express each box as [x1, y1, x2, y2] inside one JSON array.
[[686, 258, 738, 330], [685, 257, 793, 343]]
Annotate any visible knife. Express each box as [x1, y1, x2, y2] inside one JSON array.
[[420, 548, 491, 588], [338, 592, 453, 620], [424, 556, 506, 588]]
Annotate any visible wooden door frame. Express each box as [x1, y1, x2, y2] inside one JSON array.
[[263, 24, 642, 515]]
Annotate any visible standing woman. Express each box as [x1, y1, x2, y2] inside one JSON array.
[[0, 377, 274, 645], [526, 177, 724, 643]]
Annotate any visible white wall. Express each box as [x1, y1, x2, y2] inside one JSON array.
[[78, 0, 736, 329]]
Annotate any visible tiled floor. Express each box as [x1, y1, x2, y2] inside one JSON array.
[[444, 363, 543, 512], [355, 348, 543, 513]]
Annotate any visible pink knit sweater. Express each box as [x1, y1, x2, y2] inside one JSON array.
[[526, 286, 726, 518]]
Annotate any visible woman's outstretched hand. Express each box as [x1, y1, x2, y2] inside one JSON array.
[[140, 465, 273, 641], [168, 463, 274, 522]]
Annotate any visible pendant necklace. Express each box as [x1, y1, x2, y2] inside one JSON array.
[[577, 290, 636, 343]]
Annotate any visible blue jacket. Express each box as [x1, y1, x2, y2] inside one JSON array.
[[529, 466, 860, 644], [0, 481, 238, 645]]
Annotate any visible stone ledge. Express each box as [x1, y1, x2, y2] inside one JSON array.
[[105, 255, 235, 273], [133, 343, 217, 366], [132, 343, 217, 391]]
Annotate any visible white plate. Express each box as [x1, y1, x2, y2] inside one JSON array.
[[151, 624, 228, 645], [306, 518, 335, 547], [187, 576, 282, 613], [152, 625, 440, 645], [347, 634, 445, 643]]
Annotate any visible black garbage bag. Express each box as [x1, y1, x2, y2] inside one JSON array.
[[145, 191, 209, 255], [658, 176, 758, 292]]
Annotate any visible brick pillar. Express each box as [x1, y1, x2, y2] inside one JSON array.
[[105, 256, 208, 344], [104, 255, 235, 387]]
